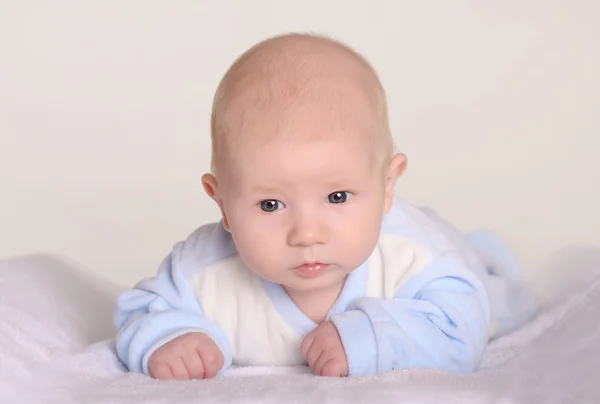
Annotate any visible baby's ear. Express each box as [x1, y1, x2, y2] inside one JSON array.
[[202, 173, 220, 201], [383, 153, 407, 212], [201, 174, 231, 231]]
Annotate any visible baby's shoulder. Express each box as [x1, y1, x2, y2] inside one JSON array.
[[380, 197, 459, 258], [169, 220, 240, 277], [369, 198, 478, 297]]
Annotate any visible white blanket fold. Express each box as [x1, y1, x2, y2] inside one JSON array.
[[1, 249, 599, 403]]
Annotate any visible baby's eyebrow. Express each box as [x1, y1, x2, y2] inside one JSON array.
[[250, 185, 283, 194]]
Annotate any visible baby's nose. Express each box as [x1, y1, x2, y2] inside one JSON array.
[[287, 217, 328, 247]]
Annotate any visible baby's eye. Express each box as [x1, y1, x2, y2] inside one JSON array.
[[259, 199, 285, 212], [327, 191, 352, 204]]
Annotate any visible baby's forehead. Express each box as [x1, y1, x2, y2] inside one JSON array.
[[224, 135, 379, 185], [216, 104, 387, 182]]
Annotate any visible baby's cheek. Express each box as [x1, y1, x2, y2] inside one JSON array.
[[343, 216, 380, 262], [234, 227, 284, 275]]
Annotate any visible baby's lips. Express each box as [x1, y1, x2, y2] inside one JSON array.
[[292, 263, 331, 278]]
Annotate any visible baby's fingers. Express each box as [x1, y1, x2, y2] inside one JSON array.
[[199, 345, 224, 379], [300, 331, 316, 362], [149, 361, 174, 380], [169, 357, 192, 380], [320, 359, 348, 378], [304, 338, 326, 371], [183, 350, 205, 379]]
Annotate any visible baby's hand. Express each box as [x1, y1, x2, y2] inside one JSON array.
[[148, 332, 224, 380], [300, 321, 349, 377]]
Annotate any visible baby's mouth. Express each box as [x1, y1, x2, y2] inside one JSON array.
[[291, 262, 331, 278]]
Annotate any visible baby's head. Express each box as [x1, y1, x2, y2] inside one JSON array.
[[202, 33, 406, 296]]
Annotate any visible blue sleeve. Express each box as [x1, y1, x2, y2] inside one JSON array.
[[331, 253, 491, 376], [114, 241, 232, 376]]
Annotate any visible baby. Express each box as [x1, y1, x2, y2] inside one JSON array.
[[114, 33, 536, 380]]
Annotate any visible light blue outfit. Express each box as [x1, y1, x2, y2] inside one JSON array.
[[114, 198, 536, 377]]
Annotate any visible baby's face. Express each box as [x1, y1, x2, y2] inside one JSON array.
[[215, 135, 393, 295]]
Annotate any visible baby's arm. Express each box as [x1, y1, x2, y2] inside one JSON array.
[[114, 234, 232, 377], [331, 253, 491, 376]]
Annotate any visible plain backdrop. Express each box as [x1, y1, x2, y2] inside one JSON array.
[[1, 1, 598, 288]]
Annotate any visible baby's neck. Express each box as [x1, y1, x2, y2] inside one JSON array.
[[285, 279, 346, 324]]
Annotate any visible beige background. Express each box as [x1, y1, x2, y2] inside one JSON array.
[[1, 1, 598, 287]]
